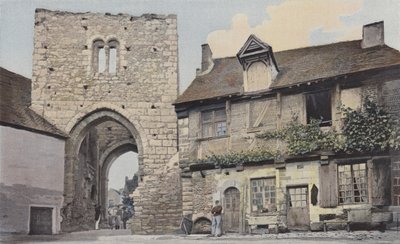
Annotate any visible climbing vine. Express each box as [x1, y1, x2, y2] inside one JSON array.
[[256, 118, 340, 155], [257, 98, 400, 155], [341, 98, 400, 152], [194, 149, 280, 167]]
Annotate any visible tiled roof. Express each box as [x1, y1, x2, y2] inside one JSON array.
[[0, 67, 67, 138], [176, 40, 400, 104]]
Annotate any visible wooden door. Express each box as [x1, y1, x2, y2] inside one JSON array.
[[30, 207, 53, 235], [224, 187, 240, 232], [287, 186, 310, 230]]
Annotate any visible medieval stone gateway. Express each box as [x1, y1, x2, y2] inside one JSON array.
[[30, 9, 181, 234]]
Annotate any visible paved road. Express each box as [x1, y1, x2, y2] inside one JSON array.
[[2, 229, 400, 243]]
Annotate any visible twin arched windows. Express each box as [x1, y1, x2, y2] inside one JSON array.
[[93, 39, 119, 74]]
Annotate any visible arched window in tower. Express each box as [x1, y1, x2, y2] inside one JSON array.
[[93, 40, 106, 73], [108, 40, 119, 74], [92, 39, 119, 75]]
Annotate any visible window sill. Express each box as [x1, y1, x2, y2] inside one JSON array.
[[197, 135, 229, 142], [247, 126, 275, 134], [250, 212, 278, 217], [92, 73, 119, 79], [338, 202, 370, 206]]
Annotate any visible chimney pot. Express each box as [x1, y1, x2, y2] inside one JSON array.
[[361, 21, 384, 49]]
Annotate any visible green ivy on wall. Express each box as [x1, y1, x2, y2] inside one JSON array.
[[341, 98, 400, 152], [256, 118, 340, 155], [257, 98, 400, 155], [193, 149, 279, 167]]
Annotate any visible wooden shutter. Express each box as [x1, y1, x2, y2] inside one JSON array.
[[319, 162, 338, 208], [371, 157, 391, 206]]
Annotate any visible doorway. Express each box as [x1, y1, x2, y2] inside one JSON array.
[[287, 186, 310, 230], [223, 187, 240, 232], [29, 207, 53, 235]]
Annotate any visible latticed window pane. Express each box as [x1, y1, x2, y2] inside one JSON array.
[[201, 109, 227, 137], [216, 122, 227, 136], [288, 186, 308, 208], [338, 162, 368, 204], [251, 178, 276, 212]]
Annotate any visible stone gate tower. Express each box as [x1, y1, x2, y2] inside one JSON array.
[[31, 9, 181, 234]]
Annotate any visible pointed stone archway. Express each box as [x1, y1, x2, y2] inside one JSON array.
[[99, 139, 138, 221], [61, 109, 144, 232]]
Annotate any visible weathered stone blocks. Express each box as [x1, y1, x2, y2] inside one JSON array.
[[31, 9, 181, 234]]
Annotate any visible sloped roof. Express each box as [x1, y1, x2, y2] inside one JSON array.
[[176, 40, 400, 104], [0, 67, 67, 138]]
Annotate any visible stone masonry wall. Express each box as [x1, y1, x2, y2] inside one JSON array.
[[31, 9, 180, 234]]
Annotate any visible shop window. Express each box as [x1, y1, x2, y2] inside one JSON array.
[[338, 162, 368, 204], [201, 108, 227, 138], [305, 90, 332, 126], [251, 178, 276, 212]]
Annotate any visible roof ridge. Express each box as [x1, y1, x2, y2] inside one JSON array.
[[212, 40, 364, 61]]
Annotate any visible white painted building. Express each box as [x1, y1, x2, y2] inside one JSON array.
[[0, 67, 67, 234]]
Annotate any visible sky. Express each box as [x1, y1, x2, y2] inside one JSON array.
[[1, 0, 399, 91], [1, 0, 399, 190], [108, 152, 138, 190]]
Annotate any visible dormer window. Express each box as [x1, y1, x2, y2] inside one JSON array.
[[247, 61, 272, 92], [92, 39, 119, 75], [237, 35, 279, 93]]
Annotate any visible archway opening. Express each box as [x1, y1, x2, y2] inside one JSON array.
[[106, 151, 138, 229], [62, 109, 144, 232]]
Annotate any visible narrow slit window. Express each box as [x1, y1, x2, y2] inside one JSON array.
[[98, 47, 106, 73], [108, 40, 119, 74], [109, 47, 117, 74]]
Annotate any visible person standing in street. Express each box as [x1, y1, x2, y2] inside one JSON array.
[[210, 200, 223, 237], [94, 205, 102, 230]]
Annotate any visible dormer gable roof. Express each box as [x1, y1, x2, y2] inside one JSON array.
[[236, 34, 279, 72]]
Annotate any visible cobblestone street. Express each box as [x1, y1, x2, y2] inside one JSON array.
[[1, 230, 400, 244]]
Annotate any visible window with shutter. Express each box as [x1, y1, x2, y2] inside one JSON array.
[[319, 162, 338, 208], [371, 157, 391, 206]]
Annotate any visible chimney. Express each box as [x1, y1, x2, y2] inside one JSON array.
[[201, 44, 214, 73], [361, 21, 384, 49]]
